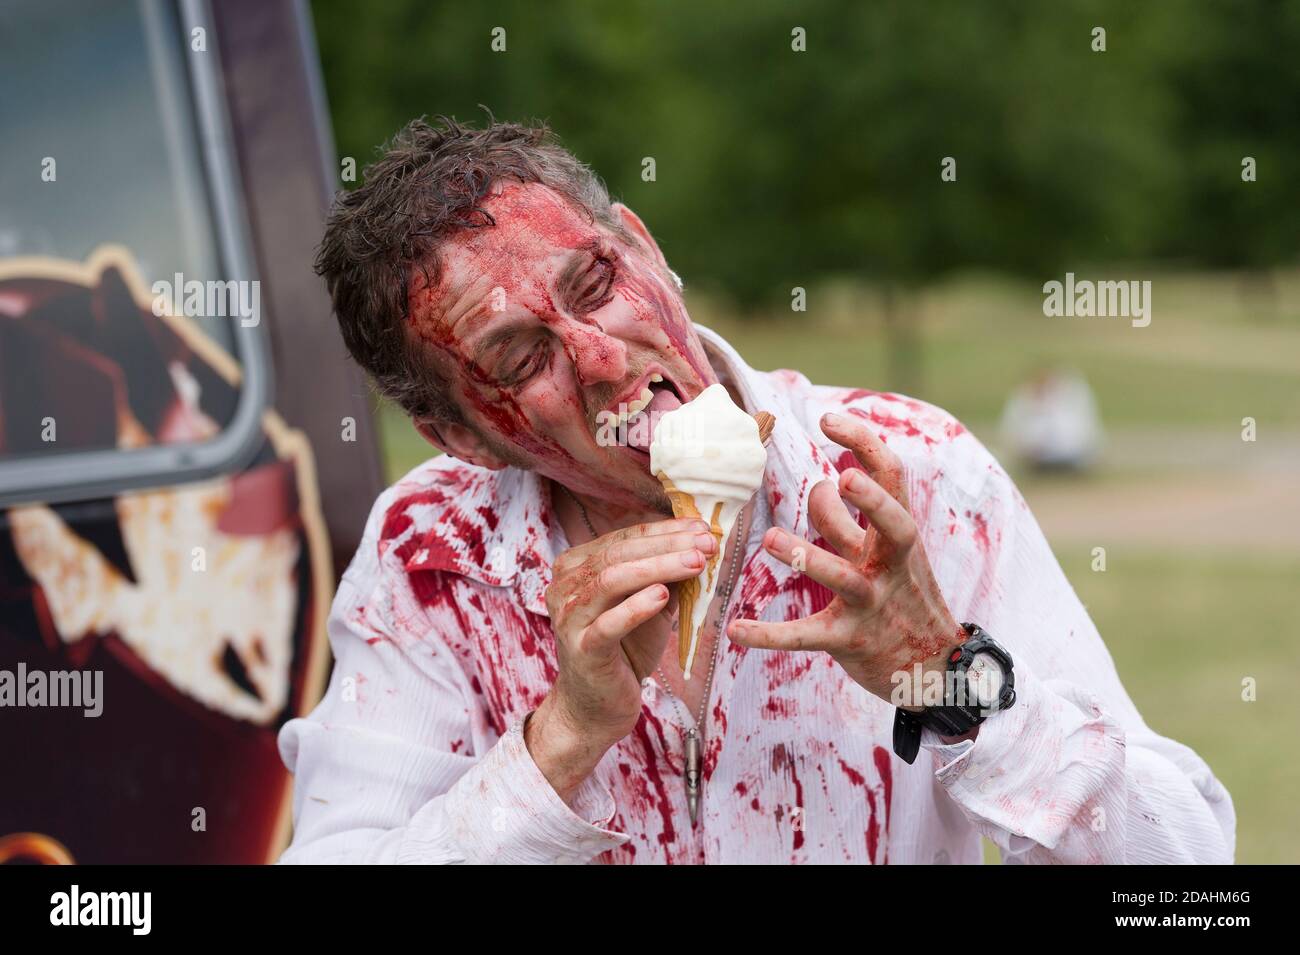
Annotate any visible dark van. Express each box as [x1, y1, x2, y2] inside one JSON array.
[[0, 0, 383, 863]]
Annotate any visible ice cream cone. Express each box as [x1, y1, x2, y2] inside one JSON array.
[[657, 474, 698, 667], [653, 408, 775, 676]]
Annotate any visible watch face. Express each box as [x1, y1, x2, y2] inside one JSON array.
[[966, 652, 1004, 708]]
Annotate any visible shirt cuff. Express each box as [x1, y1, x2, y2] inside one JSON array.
[[398, 715, 629, 864], [920, 665, 1123, 845]]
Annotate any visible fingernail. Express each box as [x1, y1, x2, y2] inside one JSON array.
[[822, 412, 844, 427], [729, 621, 747, 638], [682, 550, 704, 567], [843, 469, 866, 491], [695, 533, 717, 551], [693, 519, 711, 532], [763, 527, 782, 548]]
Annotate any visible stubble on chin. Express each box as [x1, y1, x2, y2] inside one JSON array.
[[643, 480, 674, 516], [480, 427, 673, 515]]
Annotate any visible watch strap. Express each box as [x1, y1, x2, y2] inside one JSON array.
[[892, 707, 925, 765], [921, 701, 985, 738]]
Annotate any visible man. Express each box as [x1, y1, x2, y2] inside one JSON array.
[[277, 117, 1234, 864], [1000, 365, 1103, 472]]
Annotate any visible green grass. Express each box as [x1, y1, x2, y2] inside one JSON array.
[[1059, 549, 1300, 864]]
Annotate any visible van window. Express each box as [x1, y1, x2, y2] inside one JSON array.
[[0, 0, 269, 504]]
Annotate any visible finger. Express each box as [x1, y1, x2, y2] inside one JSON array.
[[761, 526, 872, 604], [838, 467, 916, 561], [556, 516, 709, 579], [807, 479, 867, 557], [552, 529, 712, 610], [726, 612, 839, 653], [581, 584, 672, 656], [820, 412, 910, 508], [603, 528, 719, 566], [566, 547, 707, 629], [599, 516, 711, 546], [553, 530, 714, 609]]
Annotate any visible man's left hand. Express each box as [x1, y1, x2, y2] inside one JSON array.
[[727, 412, 967, 708]]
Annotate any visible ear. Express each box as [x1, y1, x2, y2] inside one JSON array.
[[611, 202, 668, 270], [414, 417, 512, 471]]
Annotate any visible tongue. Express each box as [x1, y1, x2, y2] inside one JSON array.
[[626, 387, 682, 451]]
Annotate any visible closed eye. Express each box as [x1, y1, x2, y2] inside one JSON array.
[[500, 337, 553, 387], [573, 256, 616, 313]]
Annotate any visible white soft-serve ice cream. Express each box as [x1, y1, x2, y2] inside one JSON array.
[[649, 383, 770, 679]]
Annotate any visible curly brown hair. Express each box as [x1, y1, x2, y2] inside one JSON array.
[[315, 114, 628, 425]]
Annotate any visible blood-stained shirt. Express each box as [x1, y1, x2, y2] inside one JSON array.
[[277, 326, 1235, 864]]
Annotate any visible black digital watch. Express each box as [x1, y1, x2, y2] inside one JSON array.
[[892, 623, 1016, 765]]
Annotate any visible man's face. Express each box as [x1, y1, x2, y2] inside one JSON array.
[[407, 181, 718, 512]]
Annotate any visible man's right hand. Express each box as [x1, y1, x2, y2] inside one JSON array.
[[526, 516, 716, 804]]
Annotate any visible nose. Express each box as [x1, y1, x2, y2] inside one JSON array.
[[558, 318, 628, 387]]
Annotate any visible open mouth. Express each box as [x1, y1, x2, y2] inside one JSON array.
[[602, 369, 685, 458]]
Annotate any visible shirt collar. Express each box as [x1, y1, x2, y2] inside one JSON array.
[[403, 324, 838, 616]]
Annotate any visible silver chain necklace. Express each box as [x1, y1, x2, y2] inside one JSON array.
[[559, 483, 748, 825]]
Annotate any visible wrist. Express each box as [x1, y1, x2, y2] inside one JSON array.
[[524, 695, 611, 805]]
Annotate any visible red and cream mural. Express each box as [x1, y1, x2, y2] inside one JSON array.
[[0, 246, 332, 863]]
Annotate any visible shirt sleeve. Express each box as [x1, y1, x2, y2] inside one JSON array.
[[276, 488, 629, 864], [916, 434, 1236, 864]]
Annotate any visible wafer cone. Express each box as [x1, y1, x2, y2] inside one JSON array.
[[655, 410, 776, 673], [657, 472, 715, 670]]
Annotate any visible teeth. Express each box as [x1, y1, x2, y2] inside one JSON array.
[[626, 387, 655, 415], [610, 378, 664, 427]]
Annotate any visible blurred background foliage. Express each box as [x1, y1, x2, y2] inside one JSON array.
[[315, 0, 1300, 301], [311, 0, 1300, 862]]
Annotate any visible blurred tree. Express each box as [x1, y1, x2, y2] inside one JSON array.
[[311, 0, 1298, 384], [1160, 0, 1300, 318]]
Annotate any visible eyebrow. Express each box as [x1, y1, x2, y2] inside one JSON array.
[[470, 316, 537, 370], [554, 238, 605, 304], [468, 238, 609, 369]]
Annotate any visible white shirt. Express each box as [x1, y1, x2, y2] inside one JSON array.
[[277, 327, 1235, 864]]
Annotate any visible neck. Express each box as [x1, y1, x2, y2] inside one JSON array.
[[551, 479, 664, 539]]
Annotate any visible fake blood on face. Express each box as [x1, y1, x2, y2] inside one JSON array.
[[401, 181, 719, 511], [616, 268, 713, 389]]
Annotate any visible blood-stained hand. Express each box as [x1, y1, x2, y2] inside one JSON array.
[[727, 412, 967, 708], [526, 516, 715, 803]]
